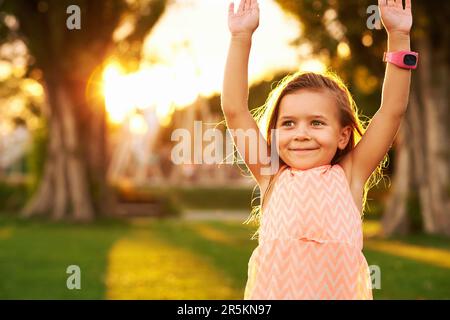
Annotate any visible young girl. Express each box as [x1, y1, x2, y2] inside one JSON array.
[[221, 0, 416, 299]]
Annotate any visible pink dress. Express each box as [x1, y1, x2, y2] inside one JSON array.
[[244, 164, 373, 300]]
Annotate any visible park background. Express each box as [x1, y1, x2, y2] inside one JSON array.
[[0, 0, 449, 299]]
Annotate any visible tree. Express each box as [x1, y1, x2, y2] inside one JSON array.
[[0, 0, 168, 221], [275, 0, 450, 235]]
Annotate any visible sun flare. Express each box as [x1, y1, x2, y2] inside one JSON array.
[[102, 60, 204, 127]]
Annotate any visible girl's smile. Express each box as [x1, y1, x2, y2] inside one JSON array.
[[288, 148, 319, 154]]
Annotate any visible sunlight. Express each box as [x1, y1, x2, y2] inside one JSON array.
[[337, 42, 351, 59], [190, 224, 237, 246], [362, 33, 374, 47], [129, 113, 148, 135], [102, 0, 308, 127], [171, 53, 199, 106], [102, 59, 201, 126], [102, 62, 131, 124], [299, 59, 327, 73], [0, 121, 12, 136], [106, 232, 240, 299], [21, 79, 44, 97], [365, 240, 450, 270], [0, 61, 12, 81]]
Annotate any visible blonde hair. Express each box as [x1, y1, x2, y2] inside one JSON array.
[[243, 70, 387, 240]]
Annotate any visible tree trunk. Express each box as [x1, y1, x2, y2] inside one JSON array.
[[415, 37, 450, 235], [76, 70, 118, 217], [22, 79, 95, 221]]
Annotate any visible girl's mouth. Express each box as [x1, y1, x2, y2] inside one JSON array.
[[288, 148, 318, 154]]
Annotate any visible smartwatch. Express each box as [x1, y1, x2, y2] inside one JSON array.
[[383, 51, 419, 70]]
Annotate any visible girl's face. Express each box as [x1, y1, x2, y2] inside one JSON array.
[[274, 89, 352, 170]]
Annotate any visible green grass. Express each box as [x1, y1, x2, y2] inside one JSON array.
[[0, 213, 449, 299], [364, 249, 450, 299], [0, 214, 130, 299], [146, 219, 257, 290]]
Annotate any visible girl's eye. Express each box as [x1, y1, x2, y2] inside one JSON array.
[[281, 120, 324, 127], [311, 120, 324, 127], [282, 120, 294, 127]]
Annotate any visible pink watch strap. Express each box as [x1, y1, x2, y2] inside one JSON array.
[[383, 51, 418, 70]]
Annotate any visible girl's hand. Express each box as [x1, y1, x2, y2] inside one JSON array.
[[379, 0, 412, 36], [228, 0, 260, 37]]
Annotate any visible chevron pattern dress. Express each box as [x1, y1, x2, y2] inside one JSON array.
[[244, 164, 373, 300]]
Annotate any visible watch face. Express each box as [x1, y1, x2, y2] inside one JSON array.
[[403, 54, 417, 66]]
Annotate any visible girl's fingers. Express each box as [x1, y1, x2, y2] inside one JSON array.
[[237, 0, 245, 13], [228, 2, 235, 15], [405, 0, 412, 9], [387, 0, 395, 6], [251, 0, 259, 10], [243, 0, 249, 11]]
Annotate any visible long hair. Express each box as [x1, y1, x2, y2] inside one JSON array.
[[244, 70, 388, 240]]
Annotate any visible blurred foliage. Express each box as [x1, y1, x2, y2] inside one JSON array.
[[0, 181, 29, 211], [113, 184, 182, 217], [0, 0, 168, 73], [171, 186, 254, 211], [25, 119, 48, 194], [115, 185, 255, 211]]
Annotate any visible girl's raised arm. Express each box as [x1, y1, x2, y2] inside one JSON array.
[[348, 0, 414, 186], [348, 0, 412, 186], [221, 0, 272, 189]]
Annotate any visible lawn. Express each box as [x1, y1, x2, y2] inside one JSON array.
[[0, 213, 449, 299]]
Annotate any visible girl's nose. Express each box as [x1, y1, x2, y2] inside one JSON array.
[[293, 127, 312, 141]]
